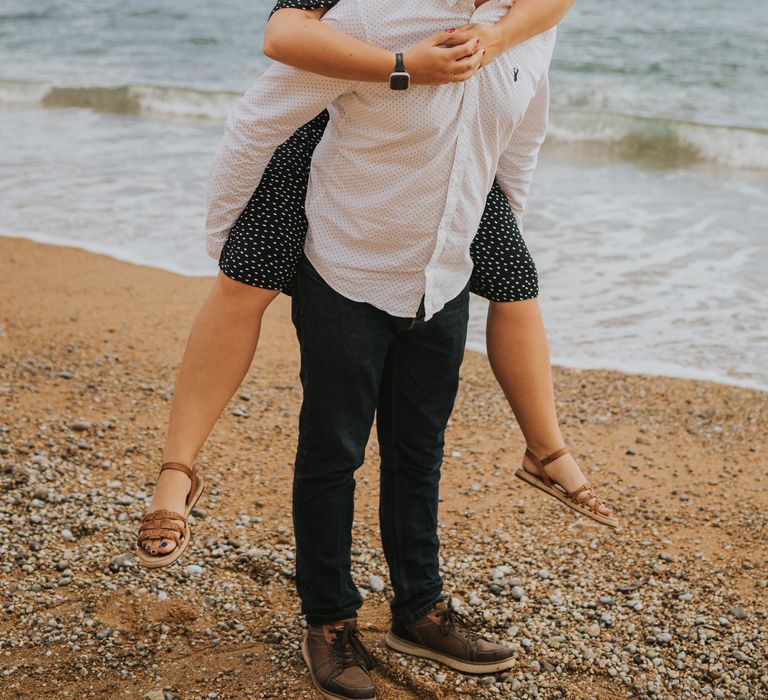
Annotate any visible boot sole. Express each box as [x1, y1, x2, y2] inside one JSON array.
[[301, 634, 376, 700], [385, 631, 514, 674]]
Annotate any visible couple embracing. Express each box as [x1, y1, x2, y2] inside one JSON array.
[[136, 1, 617, 697]]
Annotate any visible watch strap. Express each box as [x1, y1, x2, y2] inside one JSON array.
[[394, 52, 405, 73]]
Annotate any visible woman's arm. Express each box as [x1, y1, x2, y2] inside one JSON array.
[[263, 8, 484, 85], [460, 0, 576, 65], [263, 0, 576, 85]]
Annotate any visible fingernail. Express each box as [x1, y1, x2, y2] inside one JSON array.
[[475, 39, 480, 44], [447, 27, 456, 33], [482, 49, 487, 55]]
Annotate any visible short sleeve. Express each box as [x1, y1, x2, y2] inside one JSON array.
[[270, 0, 339, 16]]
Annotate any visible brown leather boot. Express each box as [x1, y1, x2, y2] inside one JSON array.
[[385, 600, 514, 674], [302, 618, 376, 699]]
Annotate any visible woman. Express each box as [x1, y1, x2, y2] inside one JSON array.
[[137, 0, 617, 569]]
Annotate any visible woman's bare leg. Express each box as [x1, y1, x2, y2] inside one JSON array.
[[486, 298, 612, 515], [141, 272, 280, 555]]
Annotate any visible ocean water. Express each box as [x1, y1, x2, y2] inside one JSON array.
[[1, 0, 767, 390]]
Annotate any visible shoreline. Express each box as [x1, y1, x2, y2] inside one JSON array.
[[1, 237, 766, 700], [4, 232, 765, 394]]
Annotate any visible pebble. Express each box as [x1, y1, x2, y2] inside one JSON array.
[[434, 673, 446, 683], [60, 528, 75, 542], [656, 632, 673, 644], [71, 420, 92, 432], [728, 607, 748, 619], [678, 592, 693, 601], [108, 553, 136, 571], [367, 574, 384, 592], [185, 564, 204, 576], [510, 586, 524, 601]]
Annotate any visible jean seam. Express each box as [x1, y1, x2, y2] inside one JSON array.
[[389, 346, 409, 604]]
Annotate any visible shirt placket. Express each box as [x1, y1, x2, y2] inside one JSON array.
[[422, 75, 478, 319]]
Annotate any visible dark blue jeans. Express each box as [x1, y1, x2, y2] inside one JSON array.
[[291, 258, 469, 625]]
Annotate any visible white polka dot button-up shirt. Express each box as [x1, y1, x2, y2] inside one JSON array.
[[207, 0, 555, 320]]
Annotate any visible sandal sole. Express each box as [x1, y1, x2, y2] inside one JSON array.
[[515, 468, 619, 529], [137, 475, 205, 569], [385, 631, 514, 674]]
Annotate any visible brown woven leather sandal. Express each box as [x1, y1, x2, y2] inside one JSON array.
[[515, 448, 619, 529], [136, 462, 205, 569]]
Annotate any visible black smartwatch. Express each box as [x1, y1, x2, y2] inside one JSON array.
[[389, 52, 410, 91]]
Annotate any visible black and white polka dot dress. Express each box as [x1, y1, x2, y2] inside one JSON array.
[[218, 1, 538, 303]]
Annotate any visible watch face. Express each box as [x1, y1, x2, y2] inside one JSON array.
[[389, 73, 410, 91]]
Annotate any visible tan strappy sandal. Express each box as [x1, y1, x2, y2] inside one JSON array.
[[136, 462, 205, 569], [515, 448, 619, 529]]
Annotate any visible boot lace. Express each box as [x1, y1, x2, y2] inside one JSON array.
[[438, 603, 482, 639], [331, 623, 375, 671]]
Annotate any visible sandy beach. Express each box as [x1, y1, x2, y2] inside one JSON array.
[[1, 236, 766, 700]]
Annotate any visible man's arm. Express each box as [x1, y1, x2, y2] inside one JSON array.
[[206, 65, 351, 260], [493, 73, 550, 230]]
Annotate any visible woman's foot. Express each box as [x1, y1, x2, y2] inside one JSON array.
[[522, 449, 613, 517], [139, 468, 193, 556]]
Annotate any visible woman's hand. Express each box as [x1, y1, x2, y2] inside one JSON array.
[[404, 29, 487, 85], [451, 23, 508, 66]]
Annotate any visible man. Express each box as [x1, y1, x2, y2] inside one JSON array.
[[206, 1, 555, 697]]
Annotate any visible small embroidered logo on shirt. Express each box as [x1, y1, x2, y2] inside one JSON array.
[[513, 68, 519, 82]]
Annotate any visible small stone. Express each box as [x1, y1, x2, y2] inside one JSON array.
[[144, 693, 164, 700], [30, 455, 51, 469], [71, 420, 92, 432], [728, 607, 748, 620], [96, 628, 113, 640], [33, 486, 49, 500], [506, 626, 519, 638], [158, 591, 168, 602], [659, 552, 674, 562], [367, 575, 384, 592], [598, 595, 614, 606], [585, 624, 601, 638], [434, 673, 446, 683], [186, 564, 204, 576], [109, 553, 136, 571], [60, 528, 75, 542], [510, 586, 524, 601], [678, 592, 693, 602], [656, 633, 672, 645]]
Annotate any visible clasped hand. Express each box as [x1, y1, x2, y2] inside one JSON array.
[[404, 24, 506, 84]]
